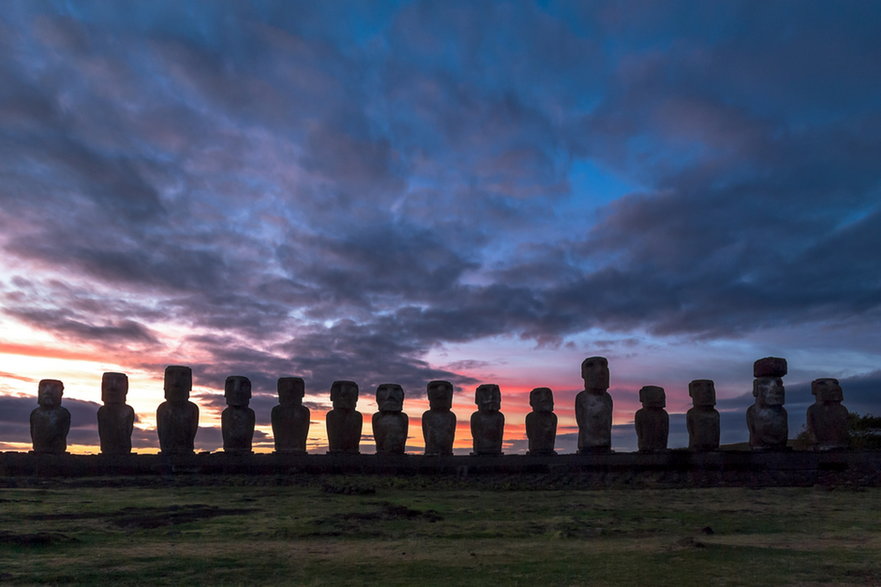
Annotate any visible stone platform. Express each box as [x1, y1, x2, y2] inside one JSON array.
[[2, 450, 880, 488]]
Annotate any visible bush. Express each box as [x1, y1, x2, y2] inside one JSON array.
[[848, 413, 881, 450]]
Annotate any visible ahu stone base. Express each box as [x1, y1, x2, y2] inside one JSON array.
[[1, 451, 880, 488]]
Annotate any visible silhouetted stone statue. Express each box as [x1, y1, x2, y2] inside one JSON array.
[[635, 385, 668, 452], [97, 372, 135, 455], [272, 377, 310, 454], [470, 384, 504, 456], [747, 357, 788, 451], [372, 383, 408, 455], [30, 379, 70, 454], [576, 356, 613, 453], [806, 378, 849, 451], [526, 387, 557, 455], [222, 376, 255, 454], [686, 379, 720, 451], [157, 365, 199, 455], [422, 380, 456, 456], [326, 380, 362, 454]]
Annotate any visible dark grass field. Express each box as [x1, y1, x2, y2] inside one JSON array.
[[1, 476, 880, 585]]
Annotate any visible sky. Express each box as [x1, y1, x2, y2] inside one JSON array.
[[1, 0, 880, 455]]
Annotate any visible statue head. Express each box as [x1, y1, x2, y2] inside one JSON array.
[[688, 379, 716, 407], [812, 378, 843, 403], [101, 372, 129, 405], [427, 380, 453, 411], [224, 376, 252, 407], [277, 377, 305, 406], [164, 365, 192, 403], [37, 379, 64, 408], [529, 387, 554, 413], [376, 383, 404, 412], [475, 384, 501, 412], [330, 380, 359, 410], [639, 385, 666, 409], [753, 376, 785, 407], [581, 356, 610, 390]]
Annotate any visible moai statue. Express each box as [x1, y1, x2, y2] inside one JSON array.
[[97, 372, 135, 455], [635, 385, 669, 453], [470, 384, 504, 456], [806, 378, 849, 451], [526, 387, 557, 455], [575, 356, 613, 453], [156, 365, 199, 455], [222, 376, 255, 454], [372, 383, 408, 455], [747, 357, 788, 451], [30, 379, 71, 454], [422, 380, 456, 456], [326, 380, 362, 454], [271, 377, 310, 454], [686, 379, 720, 451]]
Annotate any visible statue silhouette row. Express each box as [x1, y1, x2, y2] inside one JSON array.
[[29, 357, 850, 456]]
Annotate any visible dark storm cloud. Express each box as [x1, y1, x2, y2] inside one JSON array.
[[562, 191, 881, 340], [0, 29, 167, 225], [8, 309, 158, 345], [187, 426, 270, 453], [286, 0, 881, 346], [809, 370, 881, 417], [0, 395, 102, 447], [35, 244, 229, 295], [1, 0, 880, 432], [277, 221, 479, 315], [180, 341, 295, 393], [0, 397, 39, 432], [1, 131, 166, 221], [275, 320, 480, 394], [196, 392, 279, 426], [165, 293, 296, 340], [143, 325, 477, 404], [530, 11, 881, 341], [130, 428, 160, 451]]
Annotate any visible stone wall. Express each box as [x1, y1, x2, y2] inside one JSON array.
[[2, 450, 880, 488]]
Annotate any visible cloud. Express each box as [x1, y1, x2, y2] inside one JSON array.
[[0, 371, 36, 383], [276, 220, 478, 315], [0, 395, 102, 447], [8, 310, 158, 345], [828, 370, 881, 416], [195, 391, 280, 427]]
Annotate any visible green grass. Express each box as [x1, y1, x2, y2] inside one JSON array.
[[1, 478, 879, 585]]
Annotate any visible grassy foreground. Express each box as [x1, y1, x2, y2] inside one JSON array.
[[1, 477, 879, 585]]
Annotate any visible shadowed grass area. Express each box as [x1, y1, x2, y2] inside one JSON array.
[[1, 478, 879, 585]]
